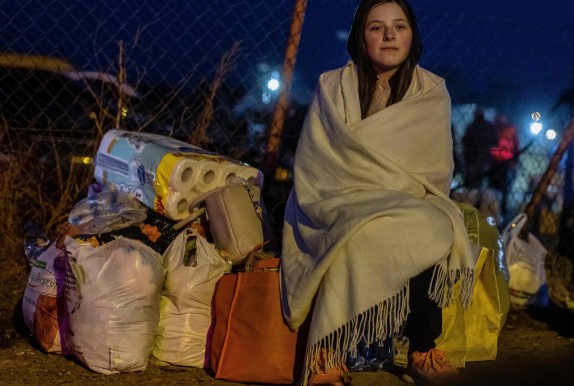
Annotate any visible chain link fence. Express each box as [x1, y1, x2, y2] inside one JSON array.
[[1, 0, 574, 245]]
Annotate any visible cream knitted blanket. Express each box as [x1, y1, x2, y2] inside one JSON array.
[[280, 61, 475, 381]]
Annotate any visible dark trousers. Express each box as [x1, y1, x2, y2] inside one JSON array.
[[403, 266, 442, 352]]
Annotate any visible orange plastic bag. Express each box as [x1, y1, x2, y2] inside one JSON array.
[[210, 258, 307, 384]]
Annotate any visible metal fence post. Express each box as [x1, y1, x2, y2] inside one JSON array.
[[262, 0, 308, 177]]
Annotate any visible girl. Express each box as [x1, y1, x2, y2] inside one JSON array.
[[280, 1, 475, 384]]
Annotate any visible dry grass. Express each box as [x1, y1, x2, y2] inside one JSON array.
[[0, 136, 97, 291], [189, 41, 241, 147]]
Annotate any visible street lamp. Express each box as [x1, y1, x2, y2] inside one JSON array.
[[546, 129, 557, 140], [530, 121, 543, 135], [262, 70, 281, 104], [267, 78, 280, 91]]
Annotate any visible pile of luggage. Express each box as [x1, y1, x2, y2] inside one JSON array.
[[22, 129, 274, 374]]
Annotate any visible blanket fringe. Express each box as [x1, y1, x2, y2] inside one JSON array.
[[300, 283, 410, 386], [429, 264, 475, 309]]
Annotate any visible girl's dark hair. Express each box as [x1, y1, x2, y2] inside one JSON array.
[[346, 0, 423, 118]]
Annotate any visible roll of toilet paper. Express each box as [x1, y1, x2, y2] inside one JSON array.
[[217, 162, 242, 187], [193, 161, 220, 193], [169, 158, 196, 192], [155, 154, 197, 193], [163, 192, 191, 221]]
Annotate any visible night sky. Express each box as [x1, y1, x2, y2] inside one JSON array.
[[2, 0, 573, 129], [288, 0, 574, 134]]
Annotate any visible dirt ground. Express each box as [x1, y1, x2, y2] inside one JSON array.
[[1, 274, 574, 386]]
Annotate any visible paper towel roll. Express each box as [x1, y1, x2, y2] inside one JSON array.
[[168, 158, 198, 192], [164, 192, 191, 221], [217, 162, 242, 187], [193, 161, 219, 193]]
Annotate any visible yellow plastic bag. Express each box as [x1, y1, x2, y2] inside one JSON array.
[[434, 269, 468, 368], [436, 203, 511, 367], [466, 245, 511, 361], [436, 246, 511, 367]]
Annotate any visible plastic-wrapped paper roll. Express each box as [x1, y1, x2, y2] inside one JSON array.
[[94, 129, 263, 220], [164, 192, 191, 220], [155, 154, 220, 195], [167, 158, 196, 192], [193, 162, 220, 193], [173, 161, 194, 191], [167, 158, 227, 198], [217, 162, 242, 186]]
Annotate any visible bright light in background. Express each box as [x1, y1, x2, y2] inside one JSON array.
[[267, 70, 281, 91], [530, 121, 543, 135], [526, 110, 557, 141], [531, 111, 541, 121], [267, 78, 279, 91], [262, 69, 281, 104], [545, 129, 557, 140]]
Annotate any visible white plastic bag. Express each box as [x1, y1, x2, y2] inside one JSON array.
[[64, 237, 164, 374], [22, 242, 69, 354], [502, 213, 548, 307], [151, 228, 231, 367]]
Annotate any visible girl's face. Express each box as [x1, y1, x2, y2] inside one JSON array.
[[364, 2, 412, 78]]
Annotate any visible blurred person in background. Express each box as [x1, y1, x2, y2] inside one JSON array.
[[489, 113, 520, 223], [460, 107, 500, 221], [280, 0, 475, 385], [461, 107, 499, 191]]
